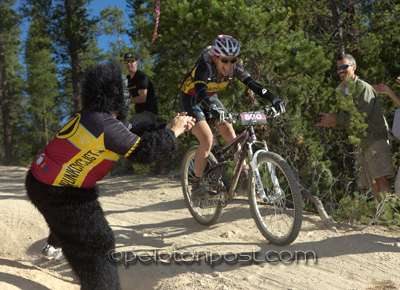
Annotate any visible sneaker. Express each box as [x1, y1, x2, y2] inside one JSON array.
[[240, 169, 249, 190], [192, 180, 210, 199], [41, 243, 64, 262]]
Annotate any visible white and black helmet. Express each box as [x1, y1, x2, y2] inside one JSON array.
[[212, 35, 240, 57]]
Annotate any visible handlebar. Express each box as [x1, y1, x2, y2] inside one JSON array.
[[206, 105, 283, 125]]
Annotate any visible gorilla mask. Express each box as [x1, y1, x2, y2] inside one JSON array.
[[82, 61, 130, 121]]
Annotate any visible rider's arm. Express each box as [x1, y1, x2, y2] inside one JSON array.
[[243, 77, 276, 103], [194, 82, 214, 109], [234, 63, 277, 103], [193, 60, 215, 109]]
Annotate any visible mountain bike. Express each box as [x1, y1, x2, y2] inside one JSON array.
[[181, 105, 302, 246]]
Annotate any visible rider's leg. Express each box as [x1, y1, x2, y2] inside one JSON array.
[[216, 121, 248, 167], [216, 121, 249, 188], [191, 121, 213, 199], [215, 121, 235, 143], [192, 120, 213, 178]]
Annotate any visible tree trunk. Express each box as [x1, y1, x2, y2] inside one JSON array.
[[43, 102, 49, 145], [71, 53, 82, 112], [347, 0, 362, 53], [346, 142, 359, 197], [331, 0, 345, 54], [118, 32, 122, 57], [0, 24, 13, 165], [65, 0, 82, 113], [303, 189, 338, 232]]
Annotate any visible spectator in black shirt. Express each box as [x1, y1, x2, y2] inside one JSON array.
[[124, 52, 158, 124]]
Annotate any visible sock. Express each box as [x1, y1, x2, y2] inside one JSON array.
[[241, 165, 249, 178], [194, 176, 203, 185]]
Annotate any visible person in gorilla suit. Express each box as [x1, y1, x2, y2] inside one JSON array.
[[25, 61, 194, 290]]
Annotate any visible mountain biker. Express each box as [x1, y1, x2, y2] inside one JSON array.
[[179, 34, 286, 199]]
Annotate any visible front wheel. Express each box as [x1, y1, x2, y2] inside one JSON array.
[[248, 151, 302, 246], [181, 146, 223, 226]]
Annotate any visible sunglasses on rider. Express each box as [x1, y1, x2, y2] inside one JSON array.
[[336, 64, 353, 70], [219, 58, 237, 64], [124, 60, 136, 64]]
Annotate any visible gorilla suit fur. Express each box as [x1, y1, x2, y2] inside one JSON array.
[[25, 61, 177, 290]]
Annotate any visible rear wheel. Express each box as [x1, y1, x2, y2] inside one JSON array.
[[181, 146, 224, 225], [248, 151, 302, 246]]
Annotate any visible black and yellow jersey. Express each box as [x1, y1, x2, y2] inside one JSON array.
[[31, 110, 140, 188], [180, 46, 277, 106], [180, 57, 251, 98]]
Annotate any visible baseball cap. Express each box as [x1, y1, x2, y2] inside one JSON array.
[[124, 52, 136, 60]]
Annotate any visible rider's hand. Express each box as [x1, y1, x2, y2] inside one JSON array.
[[272, 98, 286, 114], [210, 104, 225, 121]]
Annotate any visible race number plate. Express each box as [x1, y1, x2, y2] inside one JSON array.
[[240, 112, 267, 125]]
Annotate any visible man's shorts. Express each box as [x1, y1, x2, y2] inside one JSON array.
[[179, 91, 228, 123], [129, 111, 157, 124], [357, 138, 395, 187]]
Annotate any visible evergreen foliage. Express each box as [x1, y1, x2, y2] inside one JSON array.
[[23, 1, 63, 162], [48, 0, 100, 113], [1, 0, 400, 229], [0, 0, 24, 165], [333, 192, 400, 230]]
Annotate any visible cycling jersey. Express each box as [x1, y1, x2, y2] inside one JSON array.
[[181, 53, 250, 97], [180, 46, 277, 107], [31, 109, 140, 188]]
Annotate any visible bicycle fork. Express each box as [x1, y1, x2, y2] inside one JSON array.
[[249, 149, 268, 200], [247, 138, 281, 202]]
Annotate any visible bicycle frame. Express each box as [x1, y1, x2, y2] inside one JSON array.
[[203, 116, 272, 201], [181, 106, 302, 246]]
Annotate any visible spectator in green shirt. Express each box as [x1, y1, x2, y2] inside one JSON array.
[[317, 54, 394, 202]]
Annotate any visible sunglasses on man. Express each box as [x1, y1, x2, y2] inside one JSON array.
[[336, 64, 353, 70], [124, 60, 136, 64], [219, 58, 237, 64]]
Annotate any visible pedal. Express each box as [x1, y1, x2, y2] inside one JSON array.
[[199, 201, 217, 209], [207, 192, 222, 200], [199, 194, 221, 209]]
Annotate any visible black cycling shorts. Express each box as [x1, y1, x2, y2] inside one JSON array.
[[179, 91, 228, 123]]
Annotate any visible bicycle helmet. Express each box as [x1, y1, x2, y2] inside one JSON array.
[[212, 35, 240, 57]]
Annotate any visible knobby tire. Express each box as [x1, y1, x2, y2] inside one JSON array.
[[181, 146, 224, 226], [247, 151, 302, 246]]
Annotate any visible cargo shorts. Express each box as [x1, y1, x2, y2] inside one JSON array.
[[357, 138, 395, 187]]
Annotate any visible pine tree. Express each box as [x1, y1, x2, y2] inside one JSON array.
[[0, 0, 24, 165], [50, 0, 99, 114], [23, 0, 64, 160], [99, 5, 130, 60]]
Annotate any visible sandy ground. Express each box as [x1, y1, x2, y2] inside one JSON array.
[[1, 166, 400, 290]]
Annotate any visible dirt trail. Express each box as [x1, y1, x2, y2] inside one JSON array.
[[0, 166, 399, 290]]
